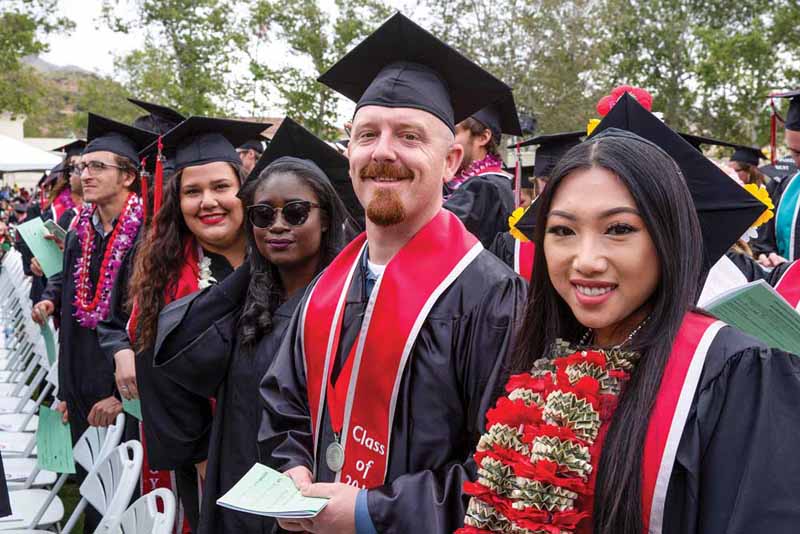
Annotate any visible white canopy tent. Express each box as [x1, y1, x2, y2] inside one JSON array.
[[0, 134, 61, 172]]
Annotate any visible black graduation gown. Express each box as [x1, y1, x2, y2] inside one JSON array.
[[259, 250, 527, 534], [488, 232, 515, 270], [661, 325, 800, 533], [42, 223, 140, 425], [97, 250, 233, 471], [444, 174, 515, 249], [152, 265, 299, 534], [723, 251, 798, 286]]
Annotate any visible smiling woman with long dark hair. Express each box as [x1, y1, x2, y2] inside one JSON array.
[[459, 126, 800, 534], [149, 119, 358, 534]]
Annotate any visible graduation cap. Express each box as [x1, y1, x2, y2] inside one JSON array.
[[243, 117, 363, 222], [516, 200, 539, 241], [760, 155, 798, 179], [589, 93, 766, 271], [84, 113, 158, 168], [53, 139, 86, 158], [512, 131, 584, 179], [471, 92, 523, 140], [772, 90, 800, 132], [504, 164, 535, 188], [318, 12, 512, 133], [237, 137, 269, 154], [679, 133, 738, 152], [128, 98, 186, 134], [730, 145, 767, 167], [140, 116, 271, 173]]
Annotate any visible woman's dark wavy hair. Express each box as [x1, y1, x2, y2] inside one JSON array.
[[127, 162, 246, 352], [237, 157, 358, 352], [512, 131, 703, 534]]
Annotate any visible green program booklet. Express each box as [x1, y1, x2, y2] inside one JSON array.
[[15, 217, 63, 277], [704, 279, 800, 354], [123, 398, 142, 421], [36, 406, 76, 474], [217, 463, 328, 518]]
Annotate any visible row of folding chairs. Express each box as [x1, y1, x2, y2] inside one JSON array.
[[0, 248, 176, 533]]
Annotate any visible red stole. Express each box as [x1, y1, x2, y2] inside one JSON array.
[[513, 240, 535, 282], [127, 237, 201, 534], [641, 312, 725, 533], [302, 209, 482, 488], [773, 261, 800, 309]]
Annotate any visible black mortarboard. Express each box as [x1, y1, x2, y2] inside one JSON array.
[[84, 113, 158, 167], [759, 155, 798, 179], [589, 93, 765, 271], [41, 160, 66, 187], [318, 13, 512, 133], [772, 90, 800, 132], [237, 137, 269, 154], [731, 145, 766, 167], [471, 92, 523, 140], [53, 140, 86, 158], [243, 118, 363, 222], [504, 164, 536, 188], [516, 201, 539, 241], [678, 133, 738, 151], [128, 98, 185, 126], [512, 131, 584, 179], [140, 117, 271, 172]]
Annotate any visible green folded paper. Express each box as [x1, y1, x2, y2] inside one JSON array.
[[16, 217, 63, 277], [704, 279, 800, 354], [37, 406, 75, 474], [217, 463, 328, 518], [122, 398, 142, 421], [41, 322, 57, 365]]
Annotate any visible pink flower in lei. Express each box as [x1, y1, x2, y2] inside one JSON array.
[[72, 194, 143, 328], [55, 187, 76, 213], [449, 152, 505, 193]]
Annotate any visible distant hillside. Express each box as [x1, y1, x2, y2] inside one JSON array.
[[20, 56, 139, 138]]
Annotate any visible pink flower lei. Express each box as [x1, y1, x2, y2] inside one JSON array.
[[72, 193, 143, 328]]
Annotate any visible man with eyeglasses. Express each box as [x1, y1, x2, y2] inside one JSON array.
[[32, 114, 156, 533]]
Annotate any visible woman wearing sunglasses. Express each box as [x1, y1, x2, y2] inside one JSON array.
[[459, 100, 800, 534], [97, 117, 270, 531], [150, 119, 358, 534]]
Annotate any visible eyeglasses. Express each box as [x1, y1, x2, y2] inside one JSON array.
[[247, 201, 321, 228], [75, 161, 126, 176]]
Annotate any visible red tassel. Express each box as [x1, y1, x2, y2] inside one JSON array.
[[514, 142, 522, 207], [153, 136, 164, 214], [140, 157, 149, 222]]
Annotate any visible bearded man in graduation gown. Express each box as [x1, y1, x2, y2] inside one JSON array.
[[444, 94, 520, 248], [258, 13, 527, 534], [32, 114, 155, 532]]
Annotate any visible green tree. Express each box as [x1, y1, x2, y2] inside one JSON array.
[[102, 0, 251, 116], [423, 0, 604, 134], [249, 0, 392, 138], [0, 0, 73, 115]]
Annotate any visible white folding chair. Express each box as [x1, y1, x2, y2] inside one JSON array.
[[0, 440, 143, 534], [110, 488, 175, 534], [0, 413, 127, 530]]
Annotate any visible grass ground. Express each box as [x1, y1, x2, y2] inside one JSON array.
[[58, 479, 84, 532]]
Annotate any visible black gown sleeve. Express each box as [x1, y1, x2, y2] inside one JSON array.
[[667, 328, 800, 534], [487, 232, 515, 270], [443, 177, 513, 248], [724, 251, 768, 282], [365, 273, 527, 534], [258, 299, 315, 472], [96, 245, 137, 365]]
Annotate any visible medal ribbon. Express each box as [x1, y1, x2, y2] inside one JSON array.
[[303, 209, 481, 488]]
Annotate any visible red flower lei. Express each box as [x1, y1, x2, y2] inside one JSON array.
[[459, 342, 640, 534], [72, 193, 143, 328]]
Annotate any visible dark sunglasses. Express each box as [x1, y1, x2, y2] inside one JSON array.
[[248, 201, 321, 228]]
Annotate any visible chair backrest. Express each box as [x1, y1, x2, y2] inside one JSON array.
[[85, 440, 143, 533], [110, 488, 176, 534], [74, 412, 127, 472]]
